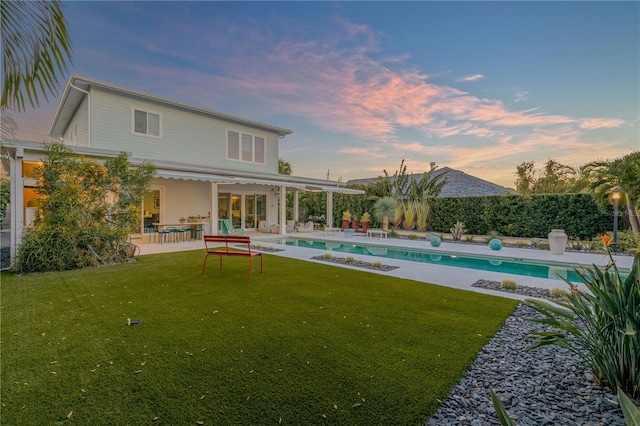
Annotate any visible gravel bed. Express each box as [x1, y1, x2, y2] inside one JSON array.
[[424, 303, 625, 425], [471, 279, 566, 302], [310, 255, 399, 272]]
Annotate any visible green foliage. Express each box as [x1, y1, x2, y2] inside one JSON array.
[[15, 144, 155, 273], [373, 196, 396, 231], [490, 389, 517, 426], [525, 243, 640, 400], [536, 242, 550, 250], [450, 220, 465, 241], [549, 287, 569, 298], [429, 194, 611, 239], [1, 0, 72, 111], [408, 234, 419, 240], [372, 261, 383, 268], [0, 179, 9, 224], [387, 230, 399, 238], [415, 199, 430, 231], [618, 388, 640, 425], [278, 159, 292, 175], [345, 256, 355, 263], [500, 280, 518, 290], [516, 241, 529, 248]]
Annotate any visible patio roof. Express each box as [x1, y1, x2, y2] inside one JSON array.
[[155, 170, 363, 194]]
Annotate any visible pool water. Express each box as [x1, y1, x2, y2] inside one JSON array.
[[276, 237, 619, 283]]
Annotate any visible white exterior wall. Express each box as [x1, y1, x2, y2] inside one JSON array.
[[154, 178, 212, 223], [63, 96, 89, 147], [88, 89, 280, 174]]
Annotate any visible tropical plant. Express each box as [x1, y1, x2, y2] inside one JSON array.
[[525, 235, 640, 400], [373, 197, 396, 232], [391, 202, 404, 229], [0, 179, 9, 224], [402, 200, 417, 230], [360, 212, 371, 224], [1, 0, 72, 112], [585, 151, 640, 233], [342, 210, 351, 221], [450, 220, 465, 241], [278, 159, 292, 175], [15, 144, 155, 273], [415, 199, 430, 232]]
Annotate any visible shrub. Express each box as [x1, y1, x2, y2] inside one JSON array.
[[450, 220, 465, 241], [408, 234, 419, 240], [464, 235, 475, 243], [372, 261, 383, 268], [536, 242, 550, 250], [345, 256, 355, 263], [255, 244, 263, 249], [387, 230, 399, 238], [500, 280, 518, 290], [525, 235, 640, 400], [267, 246, 276, 251], [516, 241, 529, 248], [549, 287, 568, 298], [322, 253, 332, 260]]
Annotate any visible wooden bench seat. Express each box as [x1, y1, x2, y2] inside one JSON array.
[[201, 235, 263, 279]]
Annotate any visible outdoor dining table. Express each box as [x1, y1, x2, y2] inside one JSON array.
[[152, 222, 204, 242]]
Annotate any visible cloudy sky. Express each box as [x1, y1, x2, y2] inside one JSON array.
[[8, 1, 639, 187]]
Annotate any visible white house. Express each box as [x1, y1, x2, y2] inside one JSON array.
[[2, 74, 361, 261]]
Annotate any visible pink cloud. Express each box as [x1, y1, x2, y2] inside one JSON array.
[[580, 118, 625, 129]]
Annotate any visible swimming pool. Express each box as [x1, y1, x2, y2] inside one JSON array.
[[273, 237, 626, 283]]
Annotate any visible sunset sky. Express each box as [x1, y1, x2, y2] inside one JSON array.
[[7, 1, 639, 188]]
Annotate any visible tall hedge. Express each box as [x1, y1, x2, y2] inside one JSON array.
[[429, 194, 613, 239]]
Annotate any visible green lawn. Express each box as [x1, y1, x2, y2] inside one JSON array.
[[1, 250, 517, 425]]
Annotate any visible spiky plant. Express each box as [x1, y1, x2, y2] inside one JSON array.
[[415, 200, 430, 232], [402, 200, 417, 230], [373, 197, 396, 232], [450, 221, 465, 241]]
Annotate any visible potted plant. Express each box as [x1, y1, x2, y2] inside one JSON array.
[[341, 210, 351, 229], [352, 212, 360, 231], [361, 212, 371, 233]]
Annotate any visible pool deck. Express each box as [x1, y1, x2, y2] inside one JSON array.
[[134, 230, 635, 303]]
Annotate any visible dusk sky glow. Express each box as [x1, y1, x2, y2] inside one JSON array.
[[8, 1, 639, 188]]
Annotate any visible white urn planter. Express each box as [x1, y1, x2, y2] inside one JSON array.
[[548, 229, 568, 255]]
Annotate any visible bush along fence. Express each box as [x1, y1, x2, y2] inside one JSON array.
[[299, 192, 615, 240]]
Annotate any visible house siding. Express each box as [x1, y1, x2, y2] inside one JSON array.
[[89, 89, 280, 174], [63, 96, 89, 147]]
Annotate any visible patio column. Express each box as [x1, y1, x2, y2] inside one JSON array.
[[293, 190, 299, 222], [210, 182, 219, 235], [326, 191, 333, 228], [10, 150, 24, 261], [279, 185, 286, 235]]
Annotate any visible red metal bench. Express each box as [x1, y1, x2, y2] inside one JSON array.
[[201, 235, 263, 279]]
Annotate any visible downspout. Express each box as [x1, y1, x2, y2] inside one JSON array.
[[69, 82, 90, 146]]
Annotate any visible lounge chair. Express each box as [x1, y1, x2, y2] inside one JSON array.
[[220, 218, 243, 236], [296, 221, 314, 233], [258, 220, 279, 233]]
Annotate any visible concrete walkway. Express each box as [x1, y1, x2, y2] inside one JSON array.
[[134, 230, 635, 303]]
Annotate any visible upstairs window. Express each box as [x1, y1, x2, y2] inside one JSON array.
[[133, 109, 161, 137], [227, 130, 266, 164]]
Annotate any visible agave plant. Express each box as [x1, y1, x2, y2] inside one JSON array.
[[450, 220, 465, 241], [391, 202, 404, 229], [525, 235, 640, 400], [402, 200, 417, 230], [415, 200, 430, 232]]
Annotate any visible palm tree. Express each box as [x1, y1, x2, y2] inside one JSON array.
[[1, 0, 72, 112], [373, 197, 396, 232], [585, 151, 640, 233]]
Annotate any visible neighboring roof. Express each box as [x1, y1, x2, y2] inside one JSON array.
[[347, 167, 516, 197], [49, 74, 293, 138]]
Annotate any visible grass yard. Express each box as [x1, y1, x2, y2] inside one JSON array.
[[1, 250, 518, 425]]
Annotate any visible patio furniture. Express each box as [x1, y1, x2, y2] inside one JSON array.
[[258, 221, 279, 233], [344, 229, 355, 238], [220, 219, 244, 236], [296, 221, 314, 233], [367, 229, 387, 238], [325, 227, 342, 236], [201, 235, 262, 279], [286, 220, 295, 233]]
